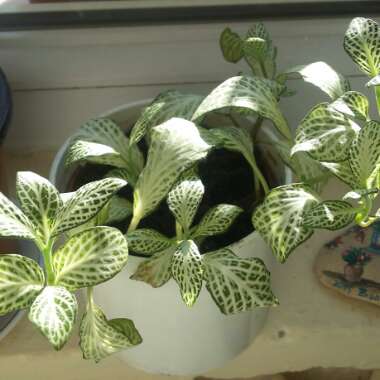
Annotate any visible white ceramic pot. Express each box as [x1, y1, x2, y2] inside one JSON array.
[[50, 100, 290, 376]]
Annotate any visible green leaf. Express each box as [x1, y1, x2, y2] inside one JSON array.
[[28, 286, 77, 350], [349, 121, 380, 189], [68, 118, 144, 185], [130, 247, 175, 288], [303, 200, 356, 230], [133, 118, 211, 219], [252, 184, 320, 263], [344, 17, 380, 77], [171, 240, 203, 307], [320, 160, 358, 188], [53, 177, 127, 235], [329, 91, 369, 121], [16, 172, 62, 241], [0, 192, 34, 240], [126, 228, 173, 256], [80, 303, 141, 363], [242, 37, 267, 63], [130, 91, 204, 145], [367, 75, 380, 87], [0, 254, 44, 315], [282, 62, 350, 100], [167, 169, 204, 234], [106, 195, 133, 224], [343, 188, 378, 201], [245, 23, 276, 78], [204, 249, 278, 315], [193, 204, 242, 238], [54, 227, 129, 291], [219, 27, 244, 63], [192, 76, 291, 139], [291, 103, 360, 162]]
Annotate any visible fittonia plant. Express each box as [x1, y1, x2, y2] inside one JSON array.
[[10, 15, 375, 361], [0, 172, 141, 361], [65, 17, 380, 316]]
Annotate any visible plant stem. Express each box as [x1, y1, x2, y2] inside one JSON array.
[[375, 86, 380, 118], [247, 154, 270, 195], [86, 287, 94, 311], [38, 239, 55, 285], [127, 212, 142, 233], [175, 221, 183, 240]]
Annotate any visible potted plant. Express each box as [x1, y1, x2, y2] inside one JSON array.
[[52, 17, 380, 375], [2, 15, 380, 377], [342, 248, 371, 283]]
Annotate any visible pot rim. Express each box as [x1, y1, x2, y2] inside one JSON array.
[[50, 98, 292, 251]]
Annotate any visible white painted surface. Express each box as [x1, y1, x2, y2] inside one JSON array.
[[1, 16, 380, 379]]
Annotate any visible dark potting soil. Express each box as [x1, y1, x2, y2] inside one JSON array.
[[70, 140, 279, 255]]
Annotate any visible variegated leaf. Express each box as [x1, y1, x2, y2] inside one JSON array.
[[16, 172, 62, 242], [171, 240, 203, 307], [69, 118, 144, 184], [54, 227, 129, 291], [130, 91, 204, 145], [291, 103, 360, 162], [28, 286, 77, 350], [252, 184, 320, 263], [320, 160, 358, 188], [204, 249, 278, 314], [80, 303, 141, 363], [329, 91, 369, 121], [303, 200, 356, 230], [53, 177, 127, 235], [192, 76, 291, 139], [192, 204, 242, 238], [245, 23, 276, 78], [344, 17, 380, 76], [106, 195, 133, 224], [282, 62, 349, 100], [219, 27, 244, 63], [349, 121, 380, 189], [130, 247, 175, 288], [367, 75, 380, 87], [126, 229, 172, 256], [0, 192, 34, 240], [343, 188, 378, 201], [133, 118, 211, 219], [0, 254, 44, 315], [167, 169, 204, 234], [242, 37, 268, 74]]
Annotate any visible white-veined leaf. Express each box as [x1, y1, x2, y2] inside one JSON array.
[[28, 286, 77, 350], [329, 91, 369, 121], [0, 254, 44, 315], [126, 229, 173, 256], [54, 227, 129, 291], [219, 27, 244, 63], [343, 188, 378, 201], [80, 303, 141, 363], [171, 240, 203, 307], [245, 23, 276, 78], [167, 169, 204, 234], [204, 249, 278, 314], [367, 75, 380, 87], [282, 62, 350, 100], [303, 200, 356, 230], [320, 160, 358, 188], [0, 192, 34, 240], [192, 204, 242, 238], [130, 247, 175, 288], [133, 118, 211, 219], [130, 91, 204, 145], [344, 17, 380, 77], [252, 184, 320, 263], [16, 172, 62, 241], [68, 118, 144, 185], [53, 177, 127, 235], [192, 76, 291, 139], [349, 121, 380, 189], [291, 103, 360, 162]]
